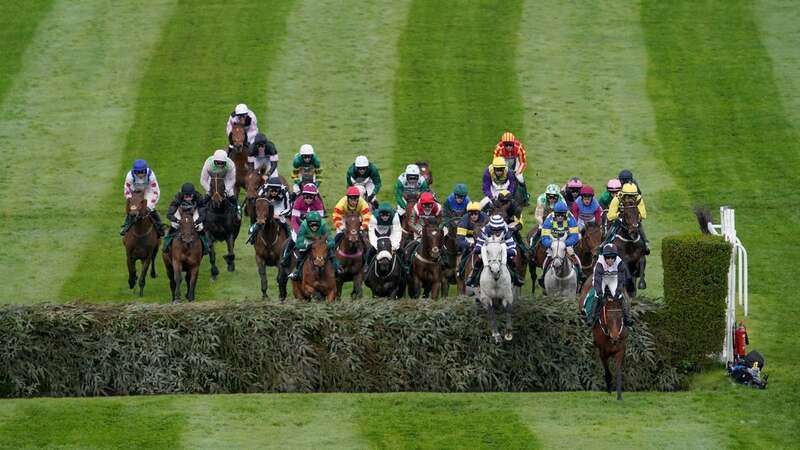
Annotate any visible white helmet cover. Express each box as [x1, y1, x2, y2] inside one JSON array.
[[355, 155, 369, 168], [234, 103, 248, 115], [299, 144, 315, 156], [213, 149, 228, 162], [405, 164, 420, 176]]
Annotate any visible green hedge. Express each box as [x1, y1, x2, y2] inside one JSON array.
[[658, 233, 731, 368], [0, 299, 680, 397]]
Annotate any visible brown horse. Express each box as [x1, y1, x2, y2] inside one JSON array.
[[205, 174, 241, 279], [123, 191, 160, 296], [399, 193, 419, 249], [577, 221, 603, 279], [335, 214, 367, 300], [406, 217, 444, 299], [610, 198, 646, 295], [440, 217, 461, 297], [244, 167, 267, 225], [228, 124, 251, 199], [292, 235, 337, 303], [415, 160, 433, 187], [592, 290, 629, 400], [526, 226, 548, 298], [162, 204, 203, 303], [253, 199, 290, 300]]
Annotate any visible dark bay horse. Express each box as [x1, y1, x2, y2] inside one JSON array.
[[244, 167, 266, 225], [253, 199, 290, 300], [440, 217, 460, 297], [335, 214, 367, 300], [406, 218, 444, 299], [577, 221, 603, 280], [292, 235, 337, 303], [399, 193, 419, 249], [592, 289, 629, 400], [229, 124, 250, 198], [364, 237, 405, 299], [610, 198, 646, 295], [123, 191, 159, 296], [162, 204, 203, 303], [526, 227, 548, 298], [204, 174, 241, 279]]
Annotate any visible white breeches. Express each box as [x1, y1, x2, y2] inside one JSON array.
[[353, 179, 376, 197], [172, 209, 201, 230]]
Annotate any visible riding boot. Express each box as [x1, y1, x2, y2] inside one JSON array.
[[228, 196, 241, 220], [246, 224, 258, 245], [281, 240, 296, 268], [639, 223, 651, 255], [200, 231, 210, 255], [569, 253, 582, 279], [334, 232, 344, 246], [587, 293, 601, 327], [466, 258, 483, 287], [539, 256, 551, 288], [149, 210, 166, 236], [288, 250, 306, 280], [163, 228, 176, 252], [518, 181, 530, 207], [622, 295, 634, 326], [508, 261, 523, 287], [332, 249, 343, 274], [119, 215, 132, 236]]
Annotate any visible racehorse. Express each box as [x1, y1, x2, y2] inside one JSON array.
[[592, 288, 629, 400], [440, 217, 461, 297], [491, 203, 527, 300], [204, 174, 241, 280], [526, 227, 548, 298], [364, 237, 405, 299], [162, 203, 203, 303], [543, 238, 577, 298], [123, 190, 159, 296], [292, 235, 337, 303], [479, 235, 515, 343], [335, 214, 367, 300], [576, 221, 603, 279], [399, 192, 419, 249], [416, 160, 433, 188], [229, 124, 251, 198], [406, 217, 444, 299], [244, 166, 267, 225], [253, 199, 290, 300], [609, 197, 646, 295]]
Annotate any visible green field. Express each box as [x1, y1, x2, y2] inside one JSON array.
[[0, 0, 798, 448]]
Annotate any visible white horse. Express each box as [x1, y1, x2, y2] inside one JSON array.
[[544, 238, 577, 298], [479, 236, 515, 343]]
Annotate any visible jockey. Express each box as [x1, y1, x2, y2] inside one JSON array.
[[287, 211, 338, 280], [467, 214, 522, 287], [534, 183, 565, 225], [492, 190, 523, 233], [292, 144, 322, 194], [346, 155, 382, 208], [365, 202, 402, 268], [571, 185, 603, 230], [248, 133, 279, 176], [607, 182, 649, 254], [493, 131, 530, 206], [200, 149, 239, 216], [290, 184, 326, 240], [226, 103, 259, 147], [394, 164, 431, 216], [332, 186, 372, 244], [164, 182, 209, 254], [120, 159, 164, 236], [617, 169, 642, 194], [561, 177, 583, 208], [540, 200, 581, 281], [246, 177, 291, 245], [409, 192, 442, 238], [598, 178, 622, 210], [442, 183, 471, 225], [456, 201, 487, 280], [480, 157, 518, 209], [585, 244, 632, 327]]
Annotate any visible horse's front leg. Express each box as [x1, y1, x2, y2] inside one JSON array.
[[225, 235, 236, 272], [600, 351, 612, 394], [529, 259, 537, 297], [172, 262, 183, 303], [615, 350, 624, 401], [430, 273, 441, 299], [208, 240, 219, 280], [257, 257, 268, 300], [351, 271, 363, 300], [127, 255, 137, 290], [483, 299, 501, 344], [150, 247, 158, 278], [503, 299, 513, 341], [139, 255, 150, 297], [637, 255, 647, 290]]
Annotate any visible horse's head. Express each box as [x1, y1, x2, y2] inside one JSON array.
[[254, 197, 271, 226], [602, 292, 625, 342], [310, 235, 329, 271], [415, 160, 433, 185], [620, 196, 640, 238], [210, 174, 225, 207], [126, 190, 148, 220], [344, 214, 363, 244], [584, 222, 604, 257], [230, 125, 246, 151], [375, 241, 395, 275], [484, 236, 506, 279], [300, 166, 316, 185], [178, 203, 197, 246], [422, 218, 442, 259], [550, 238, 567, 268]]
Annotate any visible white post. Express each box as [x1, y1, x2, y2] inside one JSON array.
[[715, 206, 747, 363]]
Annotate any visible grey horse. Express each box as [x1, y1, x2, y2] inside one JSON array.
[[479, 236, 515, 343]]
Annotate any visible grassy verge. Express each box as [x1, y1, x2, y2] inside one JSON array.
[[0, 0, 54, 103]]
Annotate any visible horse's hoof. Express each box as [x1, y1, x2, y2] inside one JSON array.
[[638, 280, 647, 290], [211, 266, 220, 277], [227, 263, 235, 272], [504, 332, 513, 341]]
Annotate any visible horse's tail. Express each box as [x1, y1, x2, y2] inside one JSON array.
[[694, 207, 713, 234]]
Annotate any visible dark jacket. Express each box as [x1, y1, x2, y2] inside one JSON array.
[[166, 191, 206, 223]]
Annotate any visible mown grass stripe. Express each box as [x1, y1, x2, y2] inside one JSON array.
[[0, 0, 176, 303], [0, 0, 54, 104], [642, 0, 799, 443], [515, 0, 694, 296], [392, 0, 525, 201], [61, 0, 296, 302], [754, 0, 800, 127]]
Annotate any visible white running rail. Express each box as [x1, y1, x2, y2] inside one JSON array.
[[705, 206, 748, 363]]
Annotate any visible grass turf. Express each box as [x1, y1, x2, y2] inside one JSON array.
[[0, 0, 797, 448]]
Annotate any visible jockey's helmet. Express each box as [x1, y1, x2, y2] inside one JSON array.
[[266, 177, 282, 189], [377, 202, 394, 217], [453, 183, 468, 197], [545, 183, 560, 196], [607, 178, 622, 192], [618, 169, 633, 184], [621, 183, 638, 196], [234, 103, 248, 115], [491, 156, 507, 170], [213, 149, 228, 164], [405, 164, 420, 176], [419, 192, 435, 205], [488, 215, 506, 234], [500, 131, 516, 145], [299, 144, 315, 156], [602, 244, 618, 258], [132, 159, 149, 175], [181, 182, 196, 196], [346, 186, 361, 198], [306, 211, 321, 226], [553, 200, 569, 215], [566, 177, 583, 189], [580, 185, 595, 197], [467, 201, 482, 213], [355, 155, 369, 168]]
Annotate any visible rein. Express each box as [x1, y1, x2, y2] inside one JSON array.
[[374, 253, 398, 278]]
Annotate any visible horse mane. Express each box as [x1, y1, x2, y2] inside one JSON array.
[[694, 207, 713, 234]]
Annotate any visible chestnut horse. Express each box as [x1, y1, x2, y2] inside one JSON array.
[[229, 124, 250, 198], [292, 235, 337, 303], [162, 204, 203, 303], [399, 192, 419, 249], [253, 199, 290, 300], [577, 221, 603, 279], [335, 214, 367, 300], [406, 217, 444, 299], [123, 191, 160, 296], [592, 289, 629, 400]]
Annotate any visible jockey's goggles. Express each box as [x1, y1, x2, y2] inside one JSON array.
[[546, 194, 558, 201], [555, 213, 566, 219], [406, 175, 418, 181], [133, 169, 147, 175], [303, 194, 315, 200], [455, 195, 465, 200], [213, 160, 226, 166], [469, 211, 480, 216], [503, 142, 514, 148], [309, 222, 320, 227]]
